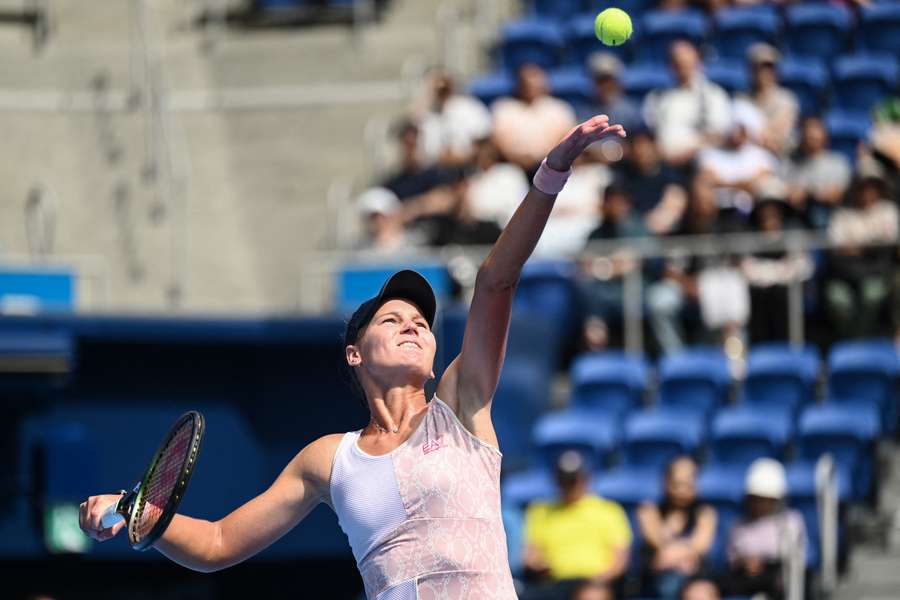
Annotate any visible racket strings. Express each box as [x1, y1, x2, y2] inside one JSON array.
[[134, 422, 195, 540]]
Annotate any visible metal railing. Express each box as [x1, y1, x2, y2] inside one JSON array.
[[296, 228, 868, 346]]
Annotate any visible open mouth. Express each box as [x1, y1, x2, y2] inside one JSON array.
[[398, 341, 421, 349]]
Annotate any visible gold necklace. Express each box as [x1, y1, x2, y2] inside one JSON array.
[[371, 419, 399, 434]]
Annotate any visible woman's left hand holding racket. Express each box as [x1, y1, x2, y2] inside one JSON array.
[[80, 492, 128, 541]]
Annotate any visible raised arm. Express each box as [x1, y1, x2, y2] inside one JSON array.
[[80, 434, 341, 572], [437, 116, 625, 438]]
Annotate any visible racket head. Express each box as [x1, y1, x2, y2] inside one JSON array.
[[124, 410, 204, 550]]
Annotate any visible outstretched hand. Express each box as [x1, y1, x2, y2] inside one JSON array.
[[546, 115, 626, 172]]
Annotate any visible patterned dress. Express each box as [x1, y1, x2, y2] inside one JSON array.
[[329, 397, 517, 599]]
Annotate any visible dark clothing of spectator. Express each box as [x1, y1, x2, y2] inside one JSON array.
[[381, 166, 456, 201], [427, 216, 502, 246], [612, 161, 685, 215]]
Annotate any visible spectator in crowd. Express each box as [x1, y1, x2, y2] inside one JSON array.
[[637, 456, 717, 599], [740, 43, 799, 157], [679, 578, 721, 600], [786, 116, 852, 229], [534, 150, 611, 257], [355, 187, 421, 252], [415, 68, 493, 166], [380, 118, 456, 201], [643, 41, 732, 167], [464, 136, 530, 229], [825, 175, 900, 339], [697, 99, 778, 218], [612, 127, 688, 235], [647, 174, 746, 353], [582, 52, 641, 133], [493, 64, 577, 177], [522, 451, 632, 600], [740, 190, 814, 343], [570, 580, 613, 600], [579, 183, 647, 350], [425, 178, 503, 246], [721, 458, 807, 599]]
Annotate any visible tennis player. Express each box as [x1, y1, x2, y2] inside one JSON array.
[[79, 115, 625, 599]]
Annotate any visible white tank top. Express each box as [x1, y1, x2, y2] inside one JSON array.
[[329, 397, 517, 600]]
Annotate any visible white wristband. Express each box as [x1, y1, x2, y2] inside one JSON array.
[[532, 159, 572, 196]]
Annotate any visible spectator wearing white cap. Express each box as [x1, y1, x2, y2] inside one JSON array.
[[720, 458, 807, 599], [739, 43, 799, 157], [355, 187, 422, 252], [582, 52, 642, 133]]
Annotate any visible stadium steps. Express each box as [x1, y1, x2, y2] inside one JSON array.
[[0, 0, 450, 312], [834, 440, 900, 600]]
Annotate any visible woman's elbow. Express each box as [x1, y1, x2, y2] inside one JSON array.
[[475, 263, 520, 294]]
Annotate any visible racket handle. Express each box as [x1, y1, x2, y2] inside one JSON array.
[[101, 499, 125, 528]]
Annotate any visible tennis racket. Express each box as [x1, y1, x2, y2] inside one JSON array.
[[100, 410, 205, 550]]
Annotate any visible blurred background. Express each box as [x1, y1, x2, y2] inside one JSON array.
[[2, 0, 900, 598]]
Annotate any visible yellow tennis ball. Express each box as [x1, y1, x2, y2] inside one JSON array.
[[595, 8, 633, 47]]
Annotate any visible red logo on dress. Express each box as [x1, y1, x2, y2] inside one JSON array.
[[422, 436, 443, 455]]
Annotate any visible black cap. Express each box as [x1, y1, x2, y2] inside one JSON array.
[[344, 270, 437, 346]]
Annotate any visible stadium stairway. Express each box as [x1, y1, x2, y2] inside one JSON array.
[[0, 0, 471, 313], [834, 440, 900, 600]]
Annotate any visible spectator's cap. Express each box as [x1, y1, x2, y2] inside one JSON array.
[[589, 52, 624, 79], [344, 270, 437, 346], [747, 42, 781, 67], [745, 458, 787, 499], [357, 187, 400, 217], [556, 450, 588, 482]]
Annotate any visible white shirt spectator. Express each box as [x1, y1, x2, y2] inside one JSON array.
[[699, 143, 778, 212], [466, 163, 529, 228], [534, 164, 610, 256], [492, 96, 576, 169], [828, 200, 899, 247], [419, 95, 493, 164], [643, 75, 732, 160]]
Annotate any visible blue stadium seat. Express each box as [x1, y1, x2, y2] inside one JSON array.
[[548, 67, 594, 115], [622, 409, 705, 470], [712, 6, 780, 60], [468, 70, 515, 106], [709, 406, 792, 468], [492, 359, 554, 471], [784, 4, 851, 61], [858, 3, 900, 56], [593, 465, 663, 510], [778, 57, 829, 116], [824, 109, 872, 165], [529, 0, 583, 20], [698, 464, 746, 569], [502, 468, 556, 509], [786, 460, 851, 569], [533, 407, 620, 471], [832, 54, 900, 112], [743, 343, 820, 415], [634, 10, 709, 65], [797, 403, 880, 501], [569, 351, 649, 420], [566, 15, 630, 69], [621, 64, 674, 104], [704, 59, 749, 94], [500, 19, 566, 72], [827, 338, 900, 433], [514, 259, 579, 355], [658, 348, 731, 417]]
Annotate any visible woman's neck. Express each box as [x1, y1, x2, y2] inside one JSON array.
[[367, 386, 428, 435]]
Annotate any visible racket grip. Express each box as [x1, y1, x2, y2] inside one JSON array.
[[101, 500, 125, 528]]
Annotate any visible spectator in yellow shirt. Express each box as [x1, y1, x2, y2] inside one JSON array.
[[522, 450, 632, 600]]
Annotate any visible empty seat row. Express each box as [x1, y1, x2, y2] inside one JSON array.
[[502, 5, 900, 72]]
